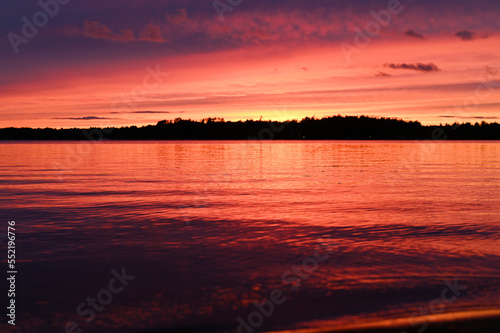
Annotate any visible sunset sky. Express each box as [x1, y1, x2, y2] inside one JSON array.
[[1, 0, 499, 128]]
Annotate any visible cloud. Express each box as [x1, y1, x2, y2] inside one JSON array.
[[167, 9, 190, 26], [139, 23, 166, 42], [404, 29, 424, 39], [485, 66, 499, 75], [110, 111, 179, 114], [375, 72, 391, 77], [53, 116, 112, 120], [455, 30, 478, 41], [81, 20, 136, 42], [60, 3, 499, 52], [455, 30, 492, 41], [439, 116, 497, 120], [66, 20, 165, 43], [131, 111, 172, 114], [385, 63, 441, 72]]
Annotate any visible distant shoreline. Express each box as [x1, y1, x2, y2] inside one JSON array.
[[1, 116, 499, 140]]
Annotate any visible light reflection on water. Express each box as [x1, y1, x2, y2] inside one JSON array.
[[0, 141, 499, 333]]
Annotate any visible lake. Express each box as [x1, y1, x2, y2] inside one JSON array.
[[0, 141, 499, 333]]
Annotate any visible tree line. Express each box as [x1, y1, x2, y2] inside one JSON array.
[[1, 115, 499, 140]]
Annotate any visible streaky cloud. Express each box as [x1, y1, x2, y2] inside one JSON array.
[[440, 116, 497, 120], [53, 116, 112, 120], [110, 111, 184, 114], [385, 63, 441, 72], [131, 111, 173, 114]]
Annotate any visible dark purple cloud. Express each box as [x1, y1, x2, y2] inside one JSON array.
[[455, 30, 478, 41], [455, 30, 492, 41], [404, 29, 424, 39], [130, 111, 173, 114], [53, 116, 112, 120], [110, 111, 184, 114], [385, 63, 441, 72], [65, 20, 165, 43], [440, 116, 497, 119]]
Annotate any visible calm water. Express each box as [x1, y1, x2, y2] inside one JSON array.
[[0, 141, 499, 333]]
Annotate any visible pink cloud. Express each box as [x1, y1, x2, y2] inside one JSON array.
[[82, 20, 136, 42], [67, 5, 499, 48], [139, 23, 166, 42]]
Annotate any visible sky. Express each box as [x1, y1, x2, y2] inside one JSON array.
[[0, 0, 499, 128]]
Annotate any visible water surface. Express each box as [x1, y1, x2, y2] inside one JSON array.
[[0, 141, 499, 333]]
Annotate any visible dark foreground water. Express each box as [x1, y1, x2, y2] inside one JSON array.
[[0, 141, 499, 333]]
